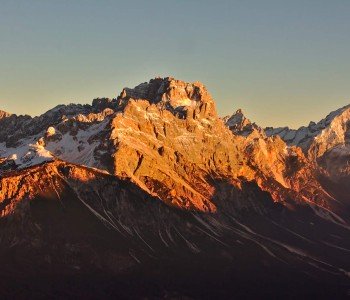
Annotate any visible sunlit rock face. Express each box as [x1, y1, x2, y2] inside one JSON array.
[[0, 78, 339, 215], [108, 78, 237, 211], [116, 77, 217, 119], [223, 109, 334, 214], [0, 110, 11, 120], [102, 78, 336, 219]]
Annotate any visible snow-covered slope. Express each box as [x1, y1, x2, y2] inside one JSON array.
[[0, 140, 53, 171], [0, 99, 117, 172], [265, 104, 350, 158], [264, 104, 350, 180]]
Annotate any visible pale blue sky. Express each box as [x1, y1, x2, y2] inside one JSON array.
[[0, 0, 350, 128]]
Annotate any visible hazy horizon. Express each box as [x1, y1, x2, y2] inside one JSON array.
[[1, 0, 350, 128]]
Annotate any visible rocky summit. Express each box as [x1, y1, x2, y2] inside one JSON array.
[[1, 77, 350, 298]]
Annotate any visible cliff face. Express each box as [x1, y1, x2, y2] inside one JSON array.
[[100, 78, 333, 217], [109, 78, 238, 211]]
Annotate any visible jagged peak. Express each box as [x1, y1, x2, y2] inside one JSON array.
[[91, 97, 118, 112], [264, 103, 350, 158], [119, 77, 211, 102], [268, 104, 350, 135], [315, 104, 350, 128], [224, 109, 249, 126], [43, 103, 90, 116], [0, 110, 11, 119], [223, 109, 263, 137], [117, 77, 217, 118]]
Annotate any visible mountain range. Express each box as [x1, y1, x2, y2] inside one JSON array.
[[1, 77, 350, 299]]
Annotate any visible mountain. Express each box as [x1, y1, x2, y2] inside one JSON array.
[[265, 105, 350, 209], [265, 104, 350, 158], [1, 77, 350, 298], [223, 108, 263, 137]]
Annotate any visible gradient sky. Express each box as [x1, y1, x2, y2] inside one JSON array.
[[1, 0, 350, 128]]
